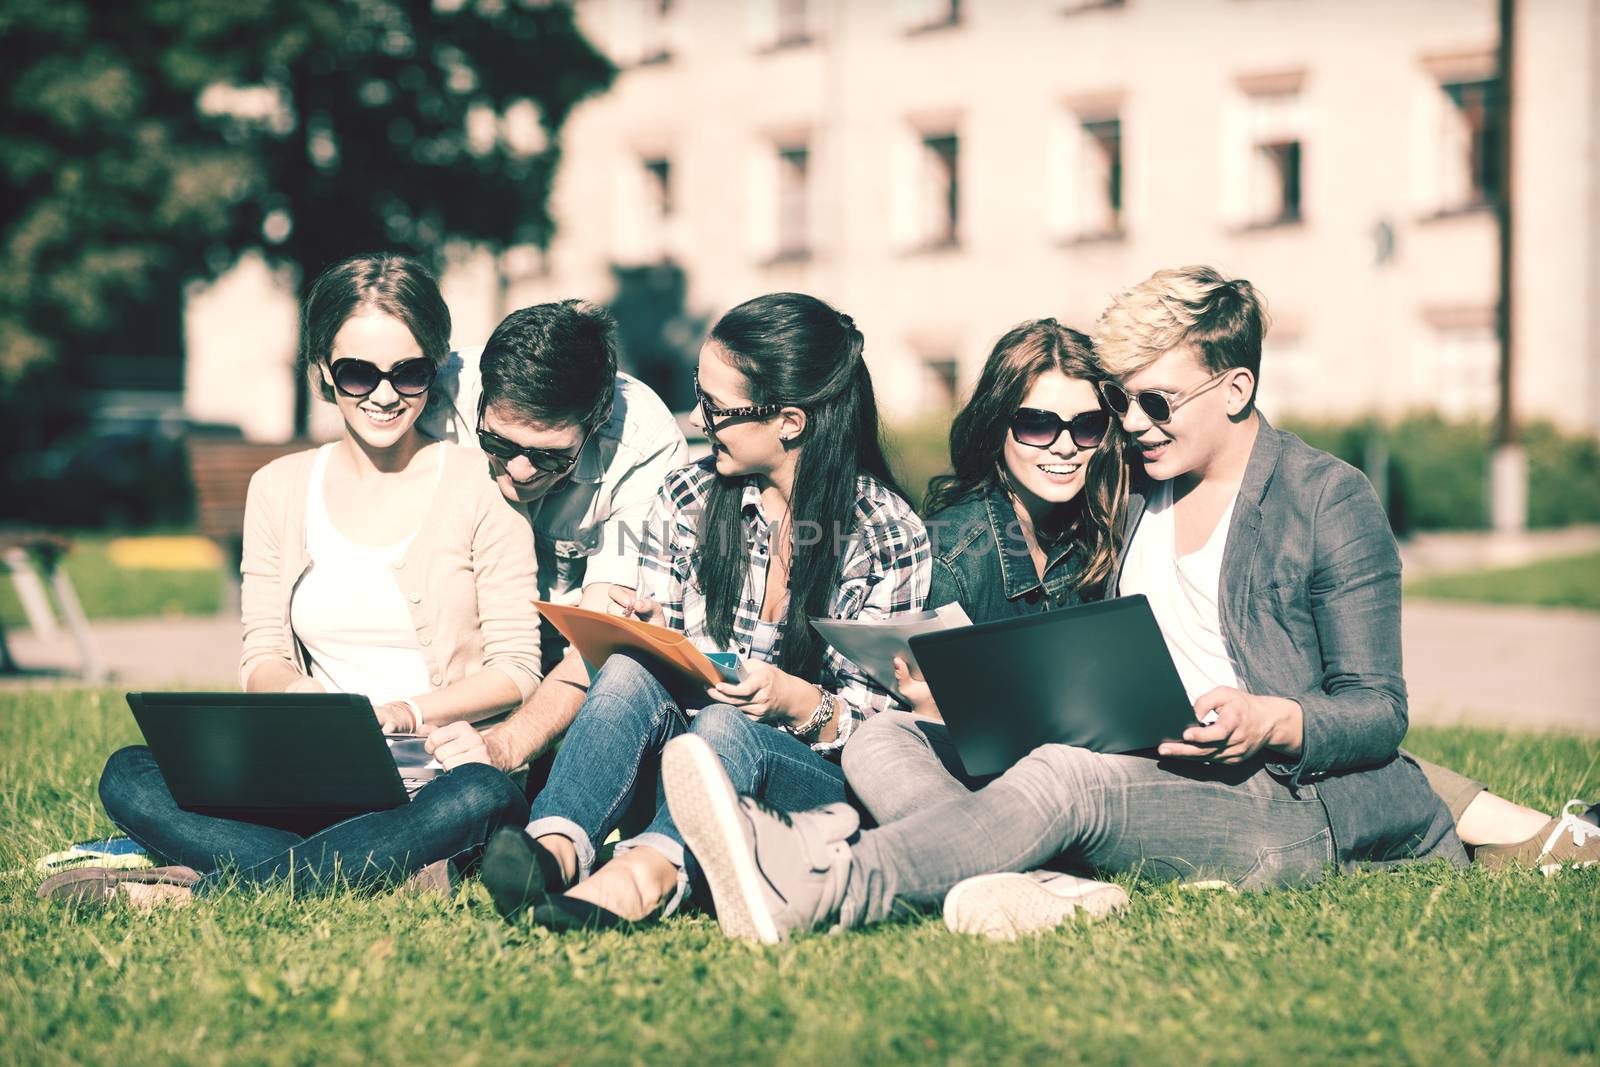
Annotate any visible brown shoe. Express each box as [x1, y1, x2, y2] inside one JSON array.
[[1536, 801, 1600, 876], [398, 859, 456, 897], [37, 865, 201, 904]]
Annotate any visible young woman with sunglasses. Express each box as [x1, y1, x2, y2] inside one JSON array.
[[837, 321, 1134, 914], [479, 291, 930, 929], [65, 254, 541, 907]]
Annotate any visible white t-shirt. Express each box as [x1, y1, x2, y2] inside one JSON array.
[[1117, 480, 1240, 702], [289, 445, 439, 705]]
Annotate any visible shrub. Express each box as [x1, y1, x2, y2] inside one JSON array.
[[1280, 413, 1600, 534], [883, 415, 953, 512]]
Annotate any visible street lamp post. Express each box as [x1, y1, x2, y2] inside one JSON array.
[[1490, 0, 1528, 532]]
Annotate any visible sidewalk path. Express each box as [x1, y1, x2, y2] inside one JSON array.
[[3, 615, 240, 689], [1402, 600, 1598, 736], [1399, 523, 1600, 578], [3, 601, 1596, 736]]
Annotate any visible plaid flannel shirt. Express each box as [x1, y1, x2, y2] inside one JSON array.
[[634, 458, 931, 753]]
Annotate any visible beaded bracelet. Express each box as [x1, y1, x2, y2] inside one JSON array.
[[782, 690, 838, 740]]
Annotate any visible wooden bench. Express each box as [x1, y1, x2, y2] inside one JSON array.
[[0, 529, 106, 680], [187, 437, 313, 610]]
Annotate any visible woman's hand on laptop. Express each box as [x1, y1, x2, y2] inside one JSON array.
[[1157, 687, 1304, 763], [607, 587, 663, 625], [422, 720, 495, 769], [373, 701, 418, 734], [892, 657, 942, 722]]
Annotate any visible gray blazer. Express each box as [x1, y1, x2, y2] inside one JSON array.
[[1114, 415, 1466, 871]]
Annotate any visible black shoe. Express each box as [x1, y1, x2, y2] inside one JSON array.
[[481, 828, 566, 923], [530, 894, 657, 933]]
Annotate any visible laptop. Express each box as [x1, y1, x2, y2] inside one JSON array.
[[906, 595, 1195, 777], [126, 692, 412, 831]]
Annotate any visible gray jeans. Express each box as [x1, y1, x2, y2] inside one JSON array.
[[838, 712, 1335, 928]]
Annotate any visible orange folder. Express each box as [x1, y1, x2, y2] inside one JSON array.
[[534, 601, 728, 687]]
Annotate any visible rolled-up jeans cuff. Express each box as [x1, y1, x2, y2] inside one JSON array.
[[524, 816, 595, 881], [613, 832, 689, 917]]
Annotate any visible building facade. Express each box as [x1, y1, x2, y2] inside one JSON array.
[[184, 0, 1600, 441]]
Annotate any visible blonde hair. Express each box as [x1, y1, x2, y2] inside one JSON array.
[[1093, 265, 1269, 380]]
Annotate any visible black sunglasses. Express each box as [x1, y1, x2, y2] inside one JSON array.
[[475, 399, 592, 476], [1010, 407, 1111, 451], [693, 372, 783, 429], [1098, 369, 1232, 425], [328, 357, 436, 398]]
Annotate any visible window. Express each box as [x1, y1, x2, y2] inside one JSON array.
[[750, 0, 813, 50], [613, 153, 676, 263], [1438, 78, 1501, 209], [902, 0, 961, 33], [892, 122, 962, 251], [607, 0, 675, 67], [1252, 138, 1301, 225], [1226, 75, 1306, 229], [1051, 108, 1124, 240], [1421, 308, 1499, 420], [919, 133, 960, 248], [776, 0, 811, 46], [775, 145, 810, 258], [749, 137, 812, 263], [924, 356, 960, 410], [1417, 50, 1499, 215]]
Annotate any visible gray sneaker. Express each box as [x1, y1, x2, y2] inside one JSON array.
[[662, 734, 856, 944], [943, 870, 1130, 941]]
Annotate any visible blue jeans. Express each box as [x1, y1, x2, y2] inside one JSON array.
[[527, 652, 846, 912], [839, 727, 1339, 927], [98, 746, 528, 893]]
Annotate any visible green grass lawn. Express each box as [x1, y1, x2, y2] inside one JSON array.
[[1407, 551, 1600, 612], [2, 687, 1596, 1066], [0, 536, 224, 629]]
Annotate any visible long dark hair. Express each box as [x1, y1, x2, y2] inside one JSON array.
[[924, 319, 1128, 594], [696, 293, 903, 683], [298, 253, 451, 404]]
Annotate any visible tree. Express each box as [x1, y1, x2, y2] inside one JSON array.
[[0, 0, 615, 395]]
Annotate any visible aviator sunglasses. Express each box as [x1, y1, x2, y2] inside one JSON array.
[[1010, 406, 1111, 451], [327, 356, 437, 399], [1098, 368, 1233, 425]]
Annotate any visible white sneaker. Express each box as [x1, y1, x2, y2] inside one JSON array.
[[662, 734, 856, 944], [943, 870, 1129, 940]]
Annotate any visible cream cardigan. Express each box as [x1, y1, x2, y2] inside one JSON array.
[[238, 443, 542, 702]]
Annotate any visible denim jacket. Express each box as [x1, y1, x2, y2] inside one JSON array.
[[1115, 415, 1465, 872], [923, 481, 1093, 620]]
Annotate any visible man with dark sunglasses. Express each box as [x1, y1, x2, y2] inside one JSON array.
[[418, 300, 689, 772]]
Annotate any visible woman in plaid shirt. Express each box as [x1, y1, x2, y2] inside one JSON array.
[[482, 292, 932, 929]]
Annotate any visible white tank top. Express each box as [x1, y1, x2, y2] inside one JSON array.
[[1117, 480, 1240, 702], [289, 445, 440, 705]]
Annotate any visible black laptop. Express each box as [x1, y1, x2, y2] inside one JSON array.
[[907, 595, 1195, 777], [126, 692, 411, 830]]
